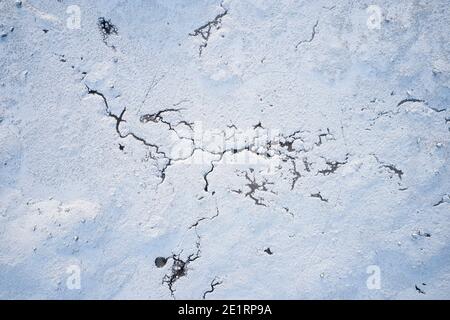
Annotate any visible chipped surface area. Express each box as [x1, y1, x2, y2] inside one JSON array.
[[0, 0, 449, 299]]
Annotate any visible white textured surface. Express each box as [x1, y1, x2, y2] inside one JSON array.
[[0, 0, 449, 299]]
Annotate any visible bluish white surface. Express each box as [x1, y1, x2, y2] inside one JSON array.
[[0, 0, 449, 299]]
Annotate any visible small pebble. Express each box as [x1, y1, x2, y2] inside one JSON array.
[[155, 257, 167, 268]]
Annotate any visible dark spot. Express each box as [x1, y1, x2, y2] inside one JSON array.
[[98, 17, 118, 39], [415, 285, 426, 294], [264, 248, 273, 255], [97, 17, 118, 48], [43, 29, 49, 33], [155, 257, 167, 268], [119, 144, 125, 151]]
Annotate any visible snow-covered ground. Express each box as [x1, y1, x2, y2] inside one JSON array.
[[1, 0, 449, 299]]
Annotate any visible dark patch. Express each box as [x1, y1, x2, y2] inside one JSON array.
[[97, 17, 118, 48], [162, 241, 201, 297], [264, 248, 273, 255], [416, 231, 431, 238], [238, 170, 275, 207], [155, 257, 167, 268], [311, 192, 328, 202], [317, 154, 349, 176], [381, 164, 403, 180], [415, 284, 426, 294]]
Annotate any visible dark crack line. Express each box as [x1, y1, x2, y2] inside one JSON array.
[[373, 155, 404, 180], [295, 20, 318, 49], [189, 207, 219, 230], [397, 98, 425, 107], [279, 130, 305, 152], [189, 3, 228, 57], [289, 158, 301, 190], [397, 98, 445, 112], [140, 108, 194, 138], [203, 162, 217, 192], [433, 195, 449, 207], [317, 154, 349, 176], [202, 277, 223, 299], [381, 164, 403, 180], [415, 284, 426, 294], [311, 192, 328, 202], [238, 169, 275, 207], [86, 85, 172, 182]]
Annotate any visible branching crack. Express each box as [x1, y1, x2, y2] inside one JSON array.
[[202, 277, 223, 299], [317, 154, 349, 176], [162, 238, 201, 298], [237, 169, 276, 207], [189, 3, 228, 57], [315, 128, 334, 146], [86, 85, 172, 181], [372, 155, 403, 180]]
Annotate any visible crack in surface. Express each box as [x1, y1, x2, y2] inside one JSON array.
[[397, 98, 425, 107], [311, 192, 328, 202], [189, 206, 219, 230], [415, 284, 426, 294], [85, 85, 349, 207], [202, 277, 222, 299], [397, 98, 445, 112], [295, 20, 318, 49], [162, 237, 201, 298], [237, 169, 276, 207], [189, 3, 228, 57], [86, 85, 172, 181], [317, 154, 349, 176], [433, 194, 449, 207], [373, 155, 404, 180]]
